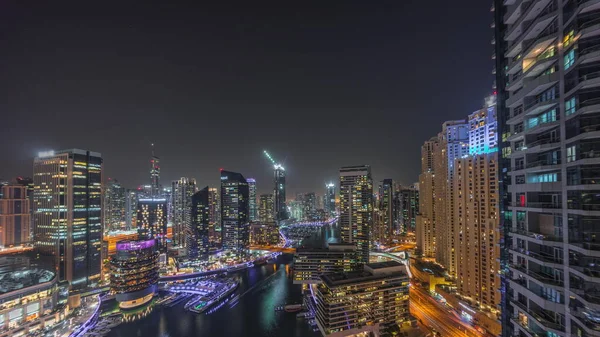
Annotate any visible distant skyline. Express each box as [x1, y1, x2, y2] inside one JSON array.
[[0, 1, 494, 195]]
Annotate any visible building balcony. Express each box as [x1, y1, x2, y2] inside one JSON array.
[[510, 279, 565, 313], [510, 229, 563, 247], [505, 0, 553, 42], [510, 316, 547, 337], [570, 307, 600, 337], [504, 1, 526, 26], [507, 201, 562, 212], [566, 71, 600, 97], [570, 287, 600, 310], [509, 246, 563, 269], [506, 72, 559, 108], [566, 97, 600, 121], [510, 298, 565, 333], [523, 118, 560, 136], [509, 139, 560, 156], [509, 264, 564, 288], [570, 265, 600, 283], [580, 17, 600, 40], [570, 239, 600, 258], [565, 0, 600, 27], [508, 181, 562, 193]]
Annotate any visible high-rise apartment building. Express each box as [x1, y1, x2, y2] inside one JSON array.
[[469, 96, 498, 156], [435, 121, 469, 277], [339, 165, 373, 264], [150, 146, 160, 197], [293, 243, 359, 284], [104, 178, 126, 232], [137, 198, 168, 252], [221, 170, 250, 253], [377, 179, 395, 244], [396, 184, 419, 234], [273, 165, 288, 222], [0, 185, 31, 247], [417, 138, 438, 258], [325, 183, 336, 218], [314, 261, 410, 337], [208, 187, 220, 246], [33, 149, 103, 293], [454, 154, 501, 312], [247, 178, 257, 222], [493, 0, 600, 335], [302, 192, 317, 221], [189, 187, 210, 258], [171, 177, 196, 248], [125, 189, 139, 230], [259, 193, 274, 223]]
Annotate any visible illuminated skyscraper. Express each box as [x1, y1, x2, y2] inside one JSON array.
[[189, 187, 210, 257], [171, 177, 196, 248], [376, 179, 394, 244], [325, 183, 336, 218], [208, 187, 220, 246], [125, 189, 139, 230], [395, 184, 419, 233], [416, 138, 437, 258], [302, 192, 317, 221], [273, 165, 288, 221], [33, 149, 103, 293], [150, 144, 160, 197], [247, 178, 257, 222], [104, 178, 126, 232], [137, 198, 168, 252], [221, 170, 250, 253], [259, 194, 274, 223], [0, 185, 31, 247], [339, 165, 373, 264]]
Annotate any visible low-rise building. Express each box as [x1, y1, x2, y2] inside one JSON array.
[[0, 268, 66, 337], [314, 261, 410, 337], [293, 243, 358, 284], [249, 222, 280, 246]]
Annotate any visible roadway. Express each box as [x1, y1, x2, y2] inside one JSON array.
[[410, 286, 483, 337]]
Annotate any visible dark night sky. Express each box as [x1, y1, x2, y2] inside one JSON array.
[[0, 1, 494, 196]]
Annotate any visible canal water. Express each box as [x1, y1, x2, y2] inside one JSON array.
[[106, 223, 340, 337]]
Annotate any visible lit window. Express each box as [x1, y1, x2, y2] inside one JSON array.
[[564, 49, 576, 70]]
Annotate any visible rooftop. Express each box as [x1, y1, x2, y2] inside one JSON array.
[[0, 268, 55, 294], [321, 261, 407, 287]]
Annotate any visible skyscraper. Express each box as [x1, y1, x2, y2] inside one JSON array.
[[377, 179, 395, 244], [416, 138, 438, 258], [150, 145, 160, 197], [302, 192, 317, 221], [171, 177, 197, 248], [339, 165, 373, 264], [221, 170, 250, 253], [395, 184, 419, 234], [492, 1, 600, 335], [247, 178, 257, 222], [435, 120, 469, 276], [273, 165, 288, 222], [325, 183, 336, 218], [137, 198, 168, 252], [104, 178, 126, 232], [33, 149, 103, 293], [189, 187, 210, 258], [125, 189, 139, 230], [259, 194, 274, 223], [208, 187, 220, 247], [0, 185, 31, 247]]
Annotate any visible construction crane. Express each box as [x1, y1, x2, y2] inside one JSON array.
[[263, 150, 284, 170]]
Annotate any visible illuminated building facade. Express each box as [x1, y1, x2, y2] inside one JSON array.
[[339, 165, 373, 264], [125, 189, 139, 230], [110, 239, 159, 309], [247, 178, 257, 222], [376, 179, 395, 244], [0, 185, 31, 247], [325, 183, 336, 218], [104, 178, 126, 232], [103, 230, 138, 256], [302, 192, 317, 221], [208, 187, 220, 247], [0, 268, 62, 337], [249, 222, 280, 246], [150, 146, 160, 197], [220, 170, 250, 253], [258, 194, 274, 223], [171, 177, 197, 248], [416, 138, 437, 258], [189, 187, 210, 257], [454, 153, 500, 311], [292, 243, 358, 284], [273, 165, 288, 222], [314, 261, 410, 337], [395, 184, 419, 234], [136, 198, 168, 252], [33, 149, 103, 293]]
